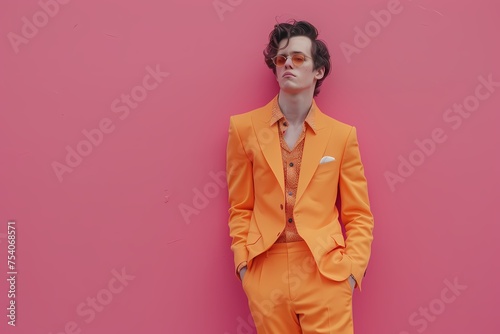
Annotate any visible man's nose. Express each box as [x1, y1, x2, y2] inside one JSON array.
[[284, 56, 294, 68]]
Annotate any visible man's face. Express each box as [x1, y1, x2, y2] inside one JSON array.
[[275, 36, 325, 95]]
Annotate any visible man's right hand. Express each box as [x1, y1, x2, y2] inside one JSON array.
[[239, 266, 248, 282]]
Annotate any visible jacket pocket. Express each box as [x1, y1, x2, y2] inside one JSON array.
[[330, 233, 346, 248], [246, 232, 262, 246]]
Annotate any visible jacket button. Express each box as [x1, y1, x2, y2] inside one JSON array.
[[288, 218, 293, 223]]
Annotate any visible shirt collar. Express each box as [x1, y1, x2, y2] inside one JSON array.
[[269, 94, 318, 134]]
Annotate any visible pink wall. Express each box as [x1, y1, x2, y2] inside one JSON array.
[[1, 0, 499, 333]]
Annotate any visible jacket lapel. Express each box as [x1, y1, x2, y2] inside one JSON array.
[[296, 118, 330, 203]]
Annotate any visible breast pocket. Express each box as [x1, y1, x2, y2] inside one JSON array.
[[314, 161, 337, 176]]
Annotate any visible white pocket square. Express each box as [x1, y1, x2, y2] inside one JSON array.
[[319, 156, 335, 164]]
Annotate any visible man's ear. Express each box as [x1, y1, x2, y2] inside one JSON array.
[[315, 66, 325, 80]]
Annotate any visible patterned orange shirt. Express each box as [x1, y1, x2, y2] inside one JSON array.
[[270, 95, 318, 243]]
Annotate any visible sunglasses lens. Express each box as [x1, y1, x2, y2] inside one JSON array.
[[274, 56, 286, 67], [292, 54, 305, 66]]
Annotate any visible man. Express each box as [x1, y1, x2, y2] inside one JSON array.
[[226, 20, 374, 333]]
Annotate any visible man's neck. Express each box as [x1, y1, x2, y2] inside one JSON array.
[[277, 90, 314, 127]]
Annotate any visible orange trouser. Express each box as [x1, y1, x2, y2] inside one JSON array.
[[242, 240, 354, 334]]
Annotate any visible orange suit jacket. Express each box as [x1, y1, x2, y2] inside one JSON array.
[[226, 96, 374, 289]]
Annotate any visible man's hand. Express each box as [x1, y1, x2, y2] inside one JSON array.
[[239, 266, 248, 282], [348, 275, 356, 292]]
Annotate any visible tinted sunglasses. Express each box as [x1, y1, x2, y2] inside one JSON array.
[[271, 54, 312, 67]]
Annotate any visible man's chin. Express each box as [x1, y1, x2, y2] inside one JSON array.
[[279, 85, 306, 95]]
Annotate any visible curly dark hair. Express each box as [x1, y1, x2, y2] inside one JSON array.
[[263, 19, 331, 96]]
